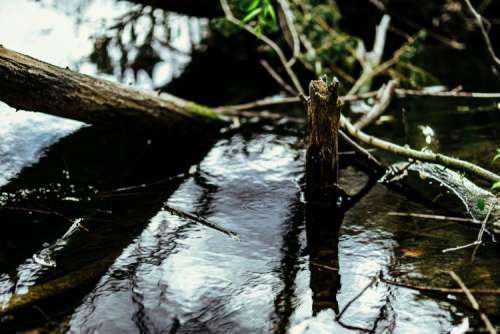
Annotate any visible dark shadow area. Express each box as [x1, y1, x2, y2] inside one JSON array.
[[0, 124, 215, 332], [306, 203, 343, 315]]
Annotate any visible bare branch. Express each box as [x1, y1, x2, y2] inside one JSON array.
[[388, 212, 481, 225], [341, 116, 500, 183], [382, 277, 500, 295], [368, 14, 391, 67], [463, 0, 500, 70], [339, 130, 384, 174], [354, 80, 397, 130], [260, 59, 299, 95], [163, 204, 240, 240], [448, 271, 497, 334], [277, 0, 301, 66], [219, 0, 305, 95], [336, 276, 378, 321]]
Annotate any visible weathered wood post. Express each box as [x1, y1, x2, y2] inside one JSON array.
[[305, 77, 341, 208], [305, 77, 343, 314]]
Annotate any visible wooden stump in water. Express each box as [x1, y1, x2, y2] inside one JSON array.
[[304, 78, 343, 312], [305, 78, 342, 208]]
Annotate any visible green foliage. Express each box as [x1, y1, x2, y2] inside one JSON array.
[[221, 0, 440, 91], [492, 148, 500, 163], [476, 197, 486, 212], [391, 31, 438, 88], [291, 1, 437, 91], [294, 2, 360, 81], [240, 0, 277, 34]]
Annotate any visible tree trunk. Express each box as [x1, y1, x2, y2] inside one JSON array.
[[0, 46, 226, 135], [305, 78, 341, 207]]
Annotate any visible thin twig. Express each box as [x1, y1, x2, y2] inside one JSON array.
[[442, 199, 496, 253], [381, 277, 500, 295], [336, 275, 378, 321], [276, 0, 300, 66], [219, 0, 304, 95], [339, 130, 384, 174], [448, 271, 497, 334], [352, 15, 391, 94], [260, 59, 298, 95], [354, 80, 397, 130], [341, 116, 500, 183], [163, 204, 240, 240], [366, 0, 465, 50], [472, 197, 498, 260], [214, 96, 300, 114], [368, 15, 391, 68], [1, 206, 89, 232], [463, 0, 500, 70], [388, 212, 481, 225], [311, 261, 339, 271], [394, 88, 500, 98], [213, 88, 500, 115], [97, 171, 191, 196]]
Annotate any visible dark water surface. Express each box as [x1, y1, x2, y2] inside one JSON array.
[[1, 1, 500, 333]]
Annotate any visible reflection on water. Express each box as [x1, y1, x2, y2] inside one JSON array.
[[2, 127, 500, 333], [67, 134, 304, 333], [0, 132, 486, 333], [0, 0, 207, 89]]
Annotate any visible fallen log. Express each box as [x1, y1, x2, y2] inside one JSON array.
[[0, 46, 226, 135]]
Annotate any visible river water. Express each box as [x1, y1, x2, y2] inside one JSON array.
[[1, 1, 500, 333]]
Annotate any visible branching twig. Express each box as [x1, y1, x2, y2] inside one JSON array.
[[341, 116, 500, 183], [463, 0, 500, 70], [219, 0, 304, 95], [368, 14, 391, 67], [260, 59, 298, 95], [277, 0, 300, 66], [448, 271, 497, 334], [353, 15, 391, 94], [366, 0, 465, 50], [472, 196, 498, 259], [339, 129, 384, 174], [442, 199, 496, 253], [354, 80, 397, 130]]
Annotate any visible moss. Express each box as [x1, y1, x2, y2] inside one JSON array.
[[186, 102, 221, 120]]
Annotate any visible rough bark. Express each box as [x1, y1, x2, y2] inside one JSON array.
[[0, 46, 226, 135], [305, 78, 341, 207]]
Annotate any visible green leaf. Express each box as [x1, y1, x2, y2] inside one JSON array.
[[492, 148, 500, 162], [492, 181, 500, 191], [266, 3, 277, 24], [476, 198, 486, 211], [246, 0, 261, 12], [242, 8, 262, 23], [254, 24, 262, 36]]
